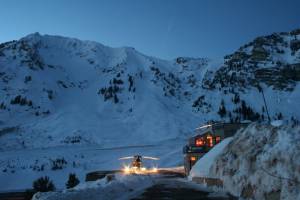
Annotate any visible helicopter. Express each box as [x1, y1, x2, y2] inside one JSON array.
[[119, 155, 159, 174]]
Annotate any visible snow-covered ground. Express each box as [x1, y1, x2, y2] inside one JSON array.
[[190, 123, 300, 200], [0, 140, 184, 191]]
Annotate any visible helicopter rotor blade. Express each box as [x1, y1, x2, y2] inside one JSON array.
[[119, 156, 134, 160], [143, 156, 159, 160]]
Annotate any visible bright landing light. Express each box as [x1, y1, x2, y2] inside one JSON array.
[[122, 166, 159, 174], [123, 165, 130, 174], [141, 167, 146, 171]]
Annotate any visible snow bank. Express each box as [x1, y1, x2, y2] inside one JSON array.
[[207, 123, 300, 200], [271, 120, 284, 127], [32, 173, 154, 200], [189, 137, 233, 179]]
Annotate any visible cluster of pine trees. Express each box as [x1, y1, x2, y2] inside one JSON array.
[[10, 95, 32, 106], [51, 158, 67, 170], [32, 173, 80, 193], [99, 78, 124, 104], [218, 94, 262, 122]]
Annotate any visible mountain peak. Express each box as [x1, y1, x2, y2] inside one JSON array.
[[21, 32, 42, 41]]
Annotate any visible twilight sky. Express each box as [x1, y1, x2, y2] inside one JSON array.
[[0, 0, 299, 60]]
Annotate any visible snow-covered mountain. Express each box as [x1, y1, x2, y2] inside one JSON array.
[[0, 29, 300, 150]]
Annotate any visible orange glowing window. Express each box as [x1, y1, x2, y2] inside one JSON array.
[[195, 137, 205, 147], [190, 156, 196, 161], [215, 136, 221, 144], [207, 135, 213, 147]]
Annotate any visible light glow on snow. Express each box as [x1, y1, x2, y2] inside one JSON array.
[[122, 166, 159, 174]]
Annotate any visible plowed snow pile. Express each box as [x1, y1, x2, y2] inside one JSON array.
[[190, 123, 300, 199], [189, 137, 233, 179]]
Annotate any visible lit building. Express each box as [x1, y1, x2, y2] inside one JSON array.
[[183, 123, 249, 175]]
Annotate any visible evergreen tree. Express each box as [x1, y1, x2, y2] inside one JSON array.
[[218, 100, 227, 118], [233, 93, 240, 104], [33, 176, 55, 192], [66, 173, 80, 189], [114, 94, 119, 103], [277, 112, 283, 120], [20, 97, 27, 106], [11, 95, 21, 104]]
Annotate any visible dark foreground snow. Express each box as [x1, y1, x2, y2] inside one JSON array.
[[32, 174, 234, 200]]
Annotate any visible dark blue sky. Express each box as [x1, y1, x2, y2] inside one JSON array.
[[0, 0, 299, 59]]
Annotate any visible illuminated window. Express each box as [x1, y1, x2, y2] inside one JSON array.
[[206, 135, 213, 147], [190, 156, 196, 161], [215, 136, 221, 144], [195, 137, 205, 147]]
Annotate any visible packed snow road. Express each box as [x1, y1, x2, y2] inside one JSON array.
[[132, 179, 236, 200]]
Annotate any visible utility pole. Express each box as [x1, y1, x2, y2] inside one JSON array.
[[257, 84, 271, 123]]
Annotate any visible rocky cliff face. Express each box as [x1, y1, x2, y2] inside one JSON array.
[[203, 29, 300, 91]]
